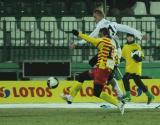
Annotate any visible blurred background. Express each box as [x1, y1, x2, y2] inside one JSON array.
[[0, 0, 159, 80]]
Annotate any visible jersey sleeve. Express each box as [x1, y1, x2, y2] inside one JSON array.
[[76, 19, 110, 45], [121, 45, 126, 59], [88, 25, 100, 38], [76, 25, 100, 45], [78, 33, 99, 47], [115, 23, 143, 40]]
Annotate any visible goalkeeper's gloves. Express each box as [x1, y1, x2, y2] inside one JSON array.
[[132, 54, 142, 62], [72, 29, 79, 36]]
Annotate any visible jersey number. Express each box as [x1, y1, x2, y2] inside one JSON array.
[[107, 46, 114, 59]]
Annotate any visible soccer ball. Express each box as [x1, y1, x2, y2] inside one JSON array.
[[47, 77, 59, 89], [131, 50, 142, 58]]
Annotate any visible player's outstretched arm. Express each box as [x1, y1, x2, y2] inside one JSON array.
[[72, 29, 99, 47], [115, 23, 143, 40], [73, 24, 101, 46]]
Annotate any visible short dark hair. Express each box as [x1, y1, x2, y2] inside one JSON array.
[[99, 28, 110, 38], [93, 9, 104, 18], [127, 33, 135, 38]]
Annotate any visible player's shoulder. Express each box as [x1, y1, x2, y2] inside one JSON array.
[[122, 43, 128, 51], [123, 43, 128, 48], [98, 37, 112, 44], [101, 18, 110, 23], [102, 37, 112, 42], [134, 43, 141, 48], [97, 18, 110, 27]]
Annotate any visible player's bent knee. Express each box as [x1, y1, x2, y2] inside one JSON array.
[[77, 76, 85, 83], [76, 71, 91, 83]]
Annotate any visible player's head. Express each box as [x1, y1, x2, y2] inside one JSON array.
[[99, 27, 111, 38], [126, 33, 135, 44], [93, 9, 104, 23]]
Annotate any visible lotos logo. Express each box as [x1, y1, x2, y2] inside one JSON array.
[[63, 86, 117, 97], [0, 86, 53, 98], [0, 87, 11, 98], [12, 87, 52, 97]]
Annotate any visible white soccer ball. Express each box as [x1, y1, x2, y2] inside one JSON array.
[[47, 77, 59, 89], [131, 50, 142, 58]]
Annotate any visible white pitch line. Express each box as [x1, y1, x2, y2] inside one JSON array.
[[0, 103, 159, 109]]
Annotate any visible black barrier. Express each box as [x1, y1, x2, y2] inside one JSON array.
[[23, 60, 71, 77]]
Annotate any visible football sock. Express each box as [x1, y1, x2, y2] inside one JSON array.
[[100, 92, 119, 106], [125, 91, 131, 96], [145, 91, 153, 98], [112, 78, 123, 98], [70, 82, 82, 98]]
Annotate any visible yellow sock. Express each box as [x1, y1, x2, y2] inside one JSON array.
[[100, 92, 119, 106], [70, 82, 82, 98]]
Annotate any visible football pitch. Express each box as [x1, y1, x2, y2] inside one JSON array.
[[0, 108, 160, 125]]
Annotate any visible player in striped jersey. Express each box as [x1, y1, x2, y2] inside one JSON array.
[[62, 28, 125, 115]]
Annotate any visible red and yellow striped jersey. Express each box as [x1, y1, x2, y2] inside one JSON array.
[[78, 33, 115, 70]]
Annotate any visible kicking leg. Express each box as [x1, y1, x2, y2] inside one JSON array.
[[93, 84, 119, 106], [93, 84, 125, 115], [61, 70, 91, 103], [110, 78, 123, 99]]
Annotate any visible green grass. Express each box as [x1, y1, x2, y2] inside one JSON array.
[[0, 108, 160, 125]]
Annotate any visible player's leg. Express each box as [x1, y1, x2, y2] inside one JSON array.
[[132, 74, 154, 104], [92, 83, 118, 106], [107, 67, 123, 99], [61, 70, 92, 103], [122, 73, 131, 101], [70, 70, 92, 97], [93, 84, 124, 115], [93, 68, 119, 105], [69, 54, 97, 97], [93, 68, 125, 115], [107, 67, 125, 103], [61, 54, 97, 103], [110, 78, 123, 100]]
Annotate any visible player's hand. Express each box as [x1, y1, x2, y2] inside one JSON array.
[[69, 42, 76, 49], [72, 29, 79, 36]]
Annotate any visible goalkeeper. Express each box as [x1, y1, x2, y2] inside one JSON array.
[[121, 33, 154, 104]]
